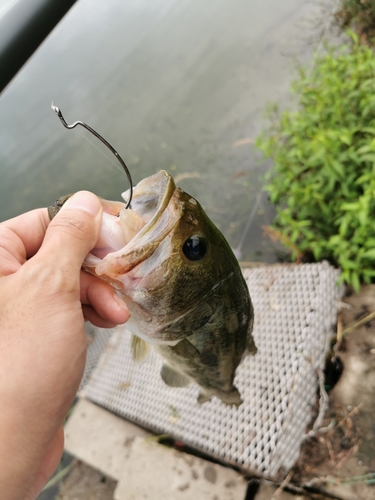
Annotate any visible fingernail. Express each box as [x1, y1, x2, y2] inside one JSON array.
[[113, 292, 130, 313], [62, 191, 101, 217]]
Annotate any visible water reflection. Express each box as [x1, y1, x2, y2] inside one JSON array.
[[0, 0, 316, 261]]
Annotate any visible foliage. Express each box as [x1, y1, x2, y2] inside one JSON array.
[[335, 0, 375, 45], [256, 34, 375, 291]]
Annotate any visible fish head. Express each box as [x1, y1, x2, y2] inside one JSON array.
[[81, 170, 243, 344]]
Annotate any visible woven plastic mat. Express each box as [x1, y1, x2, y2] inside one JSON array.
[[82, 262, 342, 479], [80, 323, 113, 390]]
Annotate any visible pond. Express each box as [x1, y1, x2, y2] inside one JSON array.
[[0, 0, 317, 262]]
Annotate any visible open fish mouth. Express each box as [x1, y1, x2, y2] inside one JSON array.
[[82, 170, 179, 276], [49, 170, 179, 284]]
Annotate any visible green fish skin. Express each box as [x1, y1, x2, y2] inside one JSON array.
[[49, 171, 257, 406]]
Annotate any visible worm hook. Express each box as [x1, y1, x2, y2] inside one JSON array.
[[51, 103, 133, 208]]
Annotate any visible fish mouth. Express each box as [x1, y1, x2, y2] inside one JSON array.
[[121, 170, 176, 245], [85, 170, 178, 277]]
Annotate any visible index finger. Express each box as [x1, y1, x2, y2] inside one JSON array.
[[0, 208, 50, 262]]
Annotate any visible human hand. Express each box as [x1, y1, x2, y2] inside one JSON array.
[[0, 191, 129, 499]]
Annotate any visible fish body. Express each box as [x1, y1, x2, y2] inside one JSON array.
[[49, 171, 256, 405]]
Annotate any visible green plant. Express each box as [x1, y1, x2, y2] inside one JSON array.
[[256, 33, 375, 291]]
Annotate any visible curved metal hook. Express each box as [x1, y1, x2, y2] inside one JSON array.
[[51, 103, 133, 208]]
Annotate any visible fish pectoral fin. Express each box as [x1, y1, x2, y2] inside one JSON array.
[[169, 338, 199, 359], [247, 316, 258, 355], [197, 392, 212, 404], [221, 387, 243, 406], [160, 364, 191, 388], [247, 335, 258, 356], [198, 387, 243, 406], [131, 334, 150, 362]]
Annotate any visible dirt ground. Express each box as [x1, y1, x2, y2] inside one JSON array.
[[290, 285, 375, 500]]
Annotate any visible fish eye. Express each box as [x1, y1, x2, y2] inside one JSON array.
[[182, 235, 207, 261]]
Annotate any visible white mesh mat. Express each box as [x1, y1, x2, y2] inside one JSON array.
[[80, 323, 113, 390], [83, 262, 341, 479]]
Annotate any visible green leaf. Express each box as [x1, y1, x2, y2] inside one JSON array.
[[338, 132, 352, 146], [341, 202, 360, 211], [358, 154, 375, 163], [361, 249, 375, 259], [361, 127, 375, 135], [362, 270, 375, 278], [351, 272, 361, 293]]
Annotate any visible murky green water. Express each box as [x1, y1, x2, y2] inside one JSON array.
[[0, 0, 317, 261]]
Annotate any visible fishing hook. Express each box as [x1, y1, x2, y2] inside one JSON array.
[[51, 103, 133, 208]]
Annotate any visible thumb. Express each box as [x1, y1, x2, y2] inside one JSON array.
[[37, 191, 102, 273]]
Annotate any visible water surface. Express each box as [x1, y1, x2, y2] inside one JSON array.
[[0, 0, 317, 261]]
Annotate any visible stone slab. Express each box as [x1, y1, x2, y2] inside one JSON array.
[[64, 398, 151, 480], [114, 437, 248, 500], [57, 461, 117, 500], [64, 399, 248, 500]]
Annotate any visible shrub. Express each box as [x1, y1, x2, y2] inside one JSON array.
[[256, 34, 375, 291]]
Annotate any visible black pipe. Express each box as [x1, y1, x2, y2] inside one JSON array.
[[0, 0, 78, 93]]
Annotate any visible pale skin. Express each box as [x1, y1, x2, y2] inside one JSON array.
[[0, 191, 130, 499]]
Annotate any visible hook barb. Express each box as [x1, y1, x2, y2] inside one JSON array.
[[51, 103, 133, 208]]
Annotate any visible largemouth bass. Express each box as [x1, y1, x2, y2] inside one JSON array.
[[49, 171, 257, 405]]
